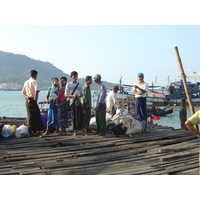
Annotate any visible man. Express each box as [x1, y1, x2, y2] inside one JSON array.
[[65, 71, 87, 137], [82, 76, 92, 134], [106, 85, 119, 117], [132, 73, 149, 121], [21, 70, 44, 135], [93, 74, 107, 136], [185, 111, 200, 138]]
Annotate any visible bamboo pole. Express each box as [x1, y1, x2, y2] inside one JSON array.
[[174, 46, 198, 130], [169, 74, 200, 79], [186, 69, 200, 75]]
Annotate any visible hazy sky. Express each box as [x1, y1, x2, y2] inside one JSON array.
[[0, 25, 200, 86]]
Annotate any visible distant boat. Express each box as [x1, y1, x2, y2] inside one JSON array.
[[149, 81, 200, 106], [119, 80, 200, 106]]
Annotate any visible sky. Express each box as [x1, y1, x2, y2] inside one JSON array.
[[1, 25, 200, 87]]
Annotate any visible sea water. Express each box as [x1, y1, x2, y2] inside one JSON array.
[[0, 91, 198, 129]]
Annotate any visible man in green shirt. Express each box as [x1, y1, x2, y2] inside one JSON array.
[[82, 76, 92, 133]]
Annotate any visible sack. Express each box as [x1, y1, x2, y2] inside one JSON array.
[[1, 125, 14, 138], [123, 115, 142, 135], [136, 119, 151, 133], [16, 125, 30, 138], [112, 123, 127, 135]]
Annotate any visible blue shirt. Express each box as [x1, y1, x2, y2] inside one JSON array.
[[97, 82, 107, 104]]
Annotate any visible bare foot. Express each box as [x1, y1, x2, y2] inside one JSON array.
[[82, 132, 88, 136], [39, 131, 48, 138], [72, 133, 77, 137]]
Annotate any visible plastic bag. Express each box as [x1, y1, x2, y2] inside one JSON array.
[[1, 125, 14, 138], [15, 124, 30, 138], [11, 125, 17, 136], [123, 115, 142, 135]]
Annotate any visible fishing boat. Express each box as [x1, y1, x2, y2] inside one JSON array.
[[119, 78, 200, 106], [149, 81, 200, 106]]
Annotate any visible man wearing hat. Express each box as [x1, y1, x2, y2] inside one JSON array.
[[132, 73, 149, 121], [106, 85, 119, 117], [93, 74, 107, 136]]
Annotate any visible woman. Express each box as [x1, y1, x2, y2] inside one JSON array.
[[58, 77, 68, 134]]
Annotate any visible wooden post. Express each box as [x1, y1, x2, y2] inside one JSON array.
[[174, 46, 198, 130], [179, 98, 187, 129]]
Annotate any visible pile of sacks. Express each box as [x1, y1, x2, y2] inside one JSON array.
[[0, 124, 30, 138], [90, 107, 151, 137]]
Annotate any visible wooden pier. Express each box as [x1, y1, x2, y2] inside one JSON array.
[[0, 125, 199, 175]]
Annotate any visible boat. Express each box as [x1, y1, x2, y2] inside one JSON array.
[[119, 79, 200, 106], [146, 104, 176, 116], [149, 81, 200, 106]]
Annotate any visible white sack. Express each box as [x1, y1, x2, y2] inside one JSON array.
[[123, 115, 142, 135], [16, 124, 30, 138]]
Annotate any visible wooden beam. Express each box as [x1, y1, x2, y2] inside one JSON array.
[[174, 46, 198, 131], [169, 74, 200, 79], [186, 69, 200, 75]]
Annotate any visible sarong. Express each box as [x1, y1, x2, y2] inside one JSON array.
[[47, 103, 59, 127], [58, 100, 68, 128], [71, 98, 84, 130], [96, 103, 106, 135], [135, 97, 147, 121], [25, 99, 44, 132]]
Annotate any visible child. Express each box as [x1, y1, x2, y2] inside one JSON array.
[[48, 77, 59, 106], [40, 77, 60, 137]]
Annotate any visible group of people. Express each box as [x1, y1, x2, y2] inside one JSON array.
[[23, 69, 200, 139], [22, 70, 115, 137]]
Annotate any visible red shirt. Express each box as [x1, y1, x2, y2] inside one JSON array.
[[58, 86, 67, 101]]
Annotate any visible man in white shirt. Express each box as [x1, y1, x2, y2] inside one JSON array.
[[132, 73, 149, 121], [65, 71, 86, 137], [21, 70, 44, 135], [106, 85, 119, 117]]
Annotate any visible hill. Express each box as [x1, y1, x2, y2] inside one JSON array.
[[0, 50, 115, 90]]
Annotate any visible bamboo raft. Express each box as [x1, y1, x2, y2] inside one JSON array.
[[0, 125, 200, 175]]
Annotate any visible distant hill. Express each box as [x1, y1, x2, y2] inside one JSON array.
[[0, 50, 115, 90]]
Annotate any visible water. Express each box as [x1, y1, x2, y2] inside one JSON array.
[[0, 91, 199, 129], [0, 90, 47, 118]]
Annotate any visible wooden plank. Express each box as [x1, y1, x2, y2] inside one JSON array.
[[159, 150, 199, 162], [152, 155, 198, 169], [0, 125, 199, 175], [178, 168, 199, 175]]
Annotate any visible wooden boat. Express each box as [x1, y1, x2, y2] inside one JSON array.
[[149, 81, 200, 106], [120, 80, 200, 106]]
